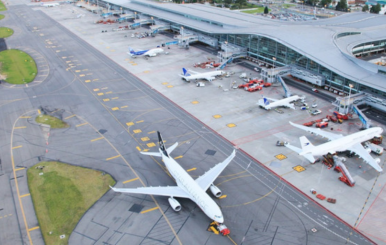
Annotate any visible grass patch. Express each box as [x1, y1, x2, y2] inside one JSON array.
[[35, 115, 69, 128], [0, 49, 37, 84], [28, 162, 116, 245], [0, 14, 4, 20], [282, 3, 295, 8], [0, 27, 13, 38], [242, 7, 270, 14], [0, 1, 6, 11]]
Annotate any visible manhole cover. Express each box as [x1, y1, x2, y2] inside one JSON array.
[[129, 204, 144, 213], [205, 150, 216, 156], [99, 129, 107, 134]]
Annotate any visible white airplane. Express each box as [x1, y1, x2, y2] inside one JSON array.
[[179, 68, 225, 82], [110, 131, 236, 225], [257, 95, 305, 110], [43, 3, 59, 7], [128, 47, 164, 58], [285, 121, 383, 172]]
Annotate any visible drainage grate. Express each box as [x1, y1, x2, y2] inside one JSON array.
[[129, 204, 144, 213], [99, 129, 107, 134], [205, 150, 216, 156]]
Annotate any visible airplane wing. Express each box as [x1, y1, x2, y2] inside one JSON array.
[[110, 185, 190, 198], [289, 121, 342, 140], [348, 143, 383, 172], [203, 76, 215, 82], [195, 150, 236, 191]]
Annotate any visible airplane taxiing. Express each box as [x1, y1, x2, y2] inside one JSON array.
[[179, 68, 225, 82], [258, 95, 305, 110], [128, 47, 164, 58], [110, 132, 236, 227], [285, 121, 383, 172]]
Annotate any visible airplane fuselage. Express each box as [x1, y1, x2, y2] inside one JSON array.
[[160, 150, 224, 223], [260, 95, 300, 110], [182, 71, 224, 82], [129, 48, 164, 57], [300, 127, 382, 156]]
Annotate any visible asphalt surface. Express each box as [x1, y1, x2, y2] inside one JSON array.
[[0, 3, 376, 245]]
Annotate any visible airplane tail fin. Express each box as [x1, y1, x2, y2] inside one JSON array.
[[157, 131, 169, 157], [300, 136, 314, 151], [140, 131, 175, 158], [263, 97, 270, 105], [128, 47, 135, 54], [182, 68, 190, 76]]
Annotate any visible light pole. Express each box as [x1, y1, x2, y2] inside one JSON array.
[[347, 84, 353, 114], [151, 16, 154, 26], [134, 12, 137, 20], [120, 7, 122, 15], [224, 41, 228, 63], [271, 57, 276, 83]]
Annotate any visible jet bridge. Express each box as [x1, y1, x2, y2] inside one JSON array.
[[276, 75, 292, 98]]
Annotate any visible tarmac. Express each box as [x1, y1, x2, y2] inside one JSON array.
[[0, 1, 385, 245]]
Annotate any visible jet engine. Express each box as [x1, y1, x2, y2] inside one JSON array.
[[168, 197, 181, 212], [375, 158, 381, 164], [210, 184, 222, 198]]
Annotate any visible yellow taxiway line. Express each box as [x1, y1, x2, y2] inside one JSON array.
[[140, 207, 159, 214], [123, 177, 139, 184]]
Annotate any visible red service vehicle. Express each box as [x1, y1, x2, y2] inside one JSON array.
[[333, 111, 349, 120], [303, 121, 315, 127], [312, 88, 319, 93], [246, 85, 263, 92], [238, 82, 255, 89], [326, 115, 337, 123], [316, 122, 328, 128]]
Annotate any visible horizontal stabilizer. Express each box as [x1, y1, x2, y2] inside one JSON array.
[[140, 151, 162, 157], [303, 153, 316, 163], [284, 143, 302, 154], [167, 142, 178, 155]]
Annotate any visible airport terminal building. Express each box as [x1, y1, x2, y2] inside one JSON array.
[[86, 0, 386, 100]]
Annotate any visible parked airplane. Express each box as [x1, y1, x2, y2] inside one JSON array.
[[179, 68, 225, 82], [110, 132, 236, 225], [43, 3, 59, 7], [285, 121, 383, 172], [128, 47, 164, 58], [258, 95, 305, 110]]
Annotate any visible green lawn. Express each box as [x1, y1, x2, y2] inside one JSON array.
[[35, 115, 69, 128], [0, 27, 13, 38], [282, 3, 295, 8], [0, 1, 6, 11], [0, 49, 37, 84], [0, 14, 4, 20], [28, 162, 116, 245], [242, 7, 270, 14]]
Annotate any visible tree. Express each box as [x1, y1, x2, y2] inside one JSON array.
[[224, 0, 232, 4], [235, 0, 246, 9], [264, 6, 269, 14], [362, 4, 369, 12], [335, 0, 347, 11], [371, 3, 381, 13]]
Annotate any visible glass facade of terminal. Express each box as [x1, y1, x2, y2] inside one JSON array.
[[96, 0, 386, 98]]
